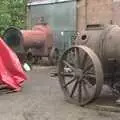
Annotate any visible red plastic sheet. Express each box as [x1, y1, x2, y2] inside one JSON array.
[[0, 37, 27, 91]]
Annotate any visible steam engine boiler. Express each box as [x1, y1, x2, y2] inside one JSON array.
[[3, 24, 59, 65]]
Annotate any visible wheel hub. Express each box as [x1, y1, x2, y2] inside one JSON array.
[[75, 69, 83, 79]]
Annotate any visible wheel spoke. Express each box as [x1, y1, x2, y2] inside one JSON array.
[[84, 73, 96, 79], [84, 73, 96, 85], [81, 53, 88, 69], [84, 63, 93, 73], [70, 80, 78, 97], [82, 80, 90, 98], [70, 48, 76, 67], [60, 72, 74, 77], [75, 48, 80, 68], [83, 79, 93, 88], [64, 77, 76, 88], [63, 60, 75, 71], [78, 80, 82, 102], [67, 51, 74, 65]]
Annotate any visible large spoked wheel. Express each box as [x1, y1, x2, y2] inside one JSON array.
[[49, 48, 59, 65], [58, 45, 104, 106], [27, 52, 35, 65]]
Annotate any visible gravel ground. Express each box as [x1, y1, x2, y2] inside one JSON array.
[[0, 66, 119, 120]]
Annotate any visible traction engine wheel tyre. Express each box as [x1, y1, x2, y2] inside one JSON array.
[[58, 45, 104, 106]]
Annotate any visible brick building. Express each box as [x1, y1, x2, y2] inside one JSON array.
[[77, 0, 120, 31], [113, 0, 120, 26], [27, 0, 120, 31]]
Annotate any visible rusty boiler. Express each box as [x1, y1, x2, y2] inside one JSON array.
[[3, 24, 58, 64]]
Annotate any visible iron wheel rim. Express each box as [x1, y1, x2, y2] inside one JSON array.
[[58, 45, 104, 106]]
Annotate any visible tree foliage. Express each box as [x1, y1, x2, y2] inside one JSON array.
[[0, 0, 26, 34]]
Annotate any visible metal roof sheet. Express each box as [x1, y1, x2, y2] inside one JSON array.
[[27, 0, 74, 6]]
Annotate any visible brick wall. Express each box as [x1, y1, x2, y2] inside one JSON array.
[[77, 0, 86, 31], [113, 1, 120, 26], [77, 0, 113, 31]]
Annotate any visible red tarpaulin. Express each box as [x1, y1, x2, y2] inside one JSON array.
[[0, 37, 27, 91]]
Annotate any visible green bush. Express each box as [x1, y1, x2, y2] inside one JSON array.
[[0, 0, 26, 35]]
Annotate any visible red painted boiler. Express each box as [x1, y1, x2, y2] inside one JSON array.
[[3, 24, 58, 65]]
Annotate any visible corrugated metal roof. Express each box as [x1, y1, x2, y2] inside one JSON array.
[[28, 0, 55, 5], [28, 0, 74, 6]]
